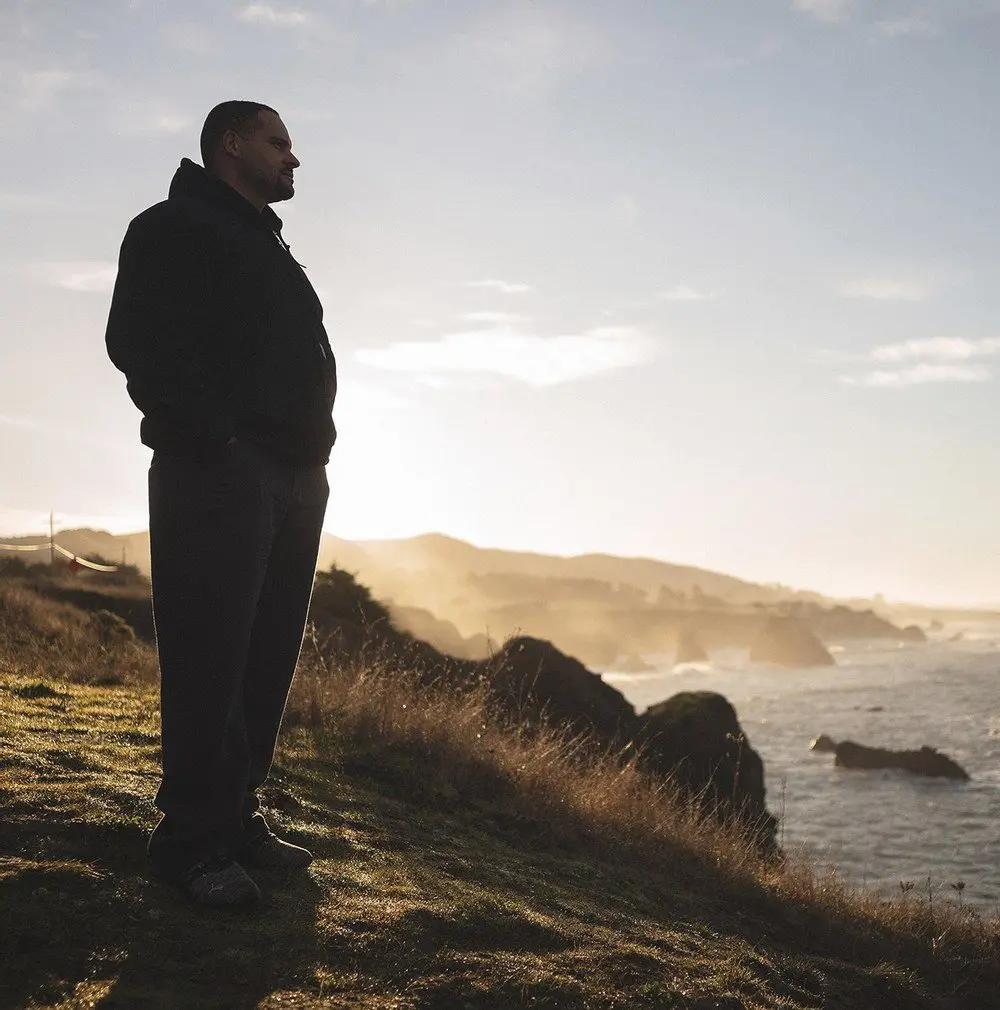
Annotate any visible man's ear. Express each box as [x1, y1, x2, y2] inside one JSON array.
[[221, 129, 241, 158]]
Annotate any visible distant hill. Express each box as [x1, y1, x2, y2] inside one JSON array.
[[1, 528, 797, 605], [7, 526, 997, 667], [316, 532, 800, 607], [6, 528, 996, 640]]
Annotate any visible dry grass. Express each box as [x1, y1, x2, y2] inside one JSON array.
[[284, 639, 1000, 981], [0, 579, 157, 686]]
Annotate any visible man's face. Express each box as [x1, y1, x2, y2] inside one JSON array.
[[230, 110, 300, 205]]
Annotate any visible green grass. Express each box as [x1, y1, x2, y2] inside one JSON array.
[[2, 673, 997, 1010]]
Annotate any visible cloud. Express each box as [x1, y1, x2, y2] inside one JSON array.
[[791, 0, 854, 23], [0, 190, 58, 212], [10, 68, 101, 114], [114, 102, 193, 136], [460, 311, 531, 324], [17, 69, 75, 109], [875, 10, 940, 37], [356, 325, 654, 386], [0, 414, 42, 429], [464, 279, 532, 295], [623, 284, 716, 309], [236, 4, 311, 26], [335, 379, 408, 412], [871, 337, 1000, 362], [844, 363, 990, 387], [837, 277, 931, 301], [655, 285, 715, 303], [705, 37, 785, 72], [31, 261, 117, 293], [840, 335, 1000, 386], [164, 23, 217, 54], [460, 7, 608, 94], [611, 194, 638, 223]]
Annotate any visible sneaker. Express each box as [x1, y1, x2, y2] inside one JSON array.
[[240, 831, 313, 870], [181, 855, 261, 908]]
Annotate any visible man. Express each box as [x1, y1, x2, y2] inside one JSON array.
[[106, 101, 337, 908]]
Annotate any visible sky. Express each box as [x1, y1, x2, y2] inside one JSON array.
[[2, 0, 999, 605]]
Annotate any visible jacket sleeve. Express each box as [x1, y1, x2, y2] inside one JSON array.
[[105, 207, 235, 448]]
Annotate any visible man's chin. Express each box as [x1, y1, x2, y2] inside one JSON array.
[[272, 182, 295, 202]]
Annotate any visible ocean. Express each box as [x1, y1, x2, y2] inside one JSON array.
[[603, 623, 1000, 913]]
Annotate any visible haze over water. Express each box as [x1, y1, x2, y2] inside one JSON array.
[[606, 626, 1000, 912]]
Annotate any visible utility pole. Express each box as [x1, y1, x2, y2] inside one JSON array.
[[49, 510, 55, 567]]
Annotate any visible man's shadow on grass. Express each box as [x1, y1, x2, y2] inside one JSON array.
[[0, 813, 329, 1010], [101, 864, 325, 1008]]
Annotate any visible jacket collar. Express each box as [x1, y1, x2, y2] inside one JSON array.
[[168, 158, 284, 233]]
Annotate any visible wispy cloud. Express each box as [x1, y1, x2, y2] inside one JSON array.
[[9, 67, 101, 114], [31, 261, 117, 293], [0, 190, 58, 212], [164, 22, 217, 54], [17, 69, 75, 110], [841, 336, 1000, 386], [0, 414, 43, 429], [705, 37, 785, 72], [655, 285, 715, 303], [464, 279, 532, 295], [844, 364, 990, 387], [459, 7, 608, 95], [114, 100, 193, 136], [356, 325, 654, 386], [335, 379, 408, 412], [623, 284, 716, 309], [872, 337, 1000, 362], [610, 194, 638, 223], [236, 4, 312, 27], [460, 311, 531, 324], [875, 10, 940, 37], [837, 277, 931, 301], [791, 0, 854, 23]]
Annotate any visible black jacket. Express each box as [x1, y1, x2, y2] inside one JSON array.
[[106, 159, 337, 466]]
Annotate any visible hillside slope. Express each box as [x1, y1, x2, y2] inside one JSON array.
[[3, 672, 998, 1010]]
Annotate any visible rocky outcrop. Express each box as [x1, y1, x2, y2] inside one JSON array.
[[615, 653, 655, 673], [492, 636, 637, 742], [636, 691, 777, 852], [834, 741, 969, 780], [308, 566, 779, 844], [674, 626, 708, 664], [388, 603, 493, 660], [809, 733, 837, 753], [789, 603, 925, 643], [898, 625, 927, 642], [750, 615, 834, 668]]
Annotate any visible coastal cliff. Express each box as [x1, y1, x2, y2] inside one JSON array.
[[2, 563, 998, 1008]]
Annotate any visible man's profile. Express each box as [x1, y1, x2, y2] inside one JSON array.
[[106, 101, 337, 907]]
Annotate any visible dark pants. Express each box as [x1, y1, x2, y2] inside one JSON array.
[[146, 439, 329, 877]]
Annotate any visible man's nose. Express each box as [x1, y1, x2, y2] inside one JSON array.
[[287, 151, 301, 169]]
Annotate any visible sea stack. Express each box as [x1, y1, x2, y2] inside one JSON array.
[[674, 626, 708, 664], [750, 615, 835, 668]]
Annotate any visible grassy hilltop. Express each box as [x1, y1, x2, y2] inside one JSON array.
[[1, 565, 999, 1009]]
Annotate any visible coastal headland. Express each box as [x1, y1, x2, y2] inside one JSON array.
[[1, 553, 998, 1008]]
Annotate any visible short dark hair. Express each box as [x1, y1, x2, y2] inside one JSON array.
[[200, 100, 277, 168]]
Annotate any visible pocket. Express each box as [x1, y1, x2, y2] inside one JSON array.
[[151, 445, 264, 512]]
